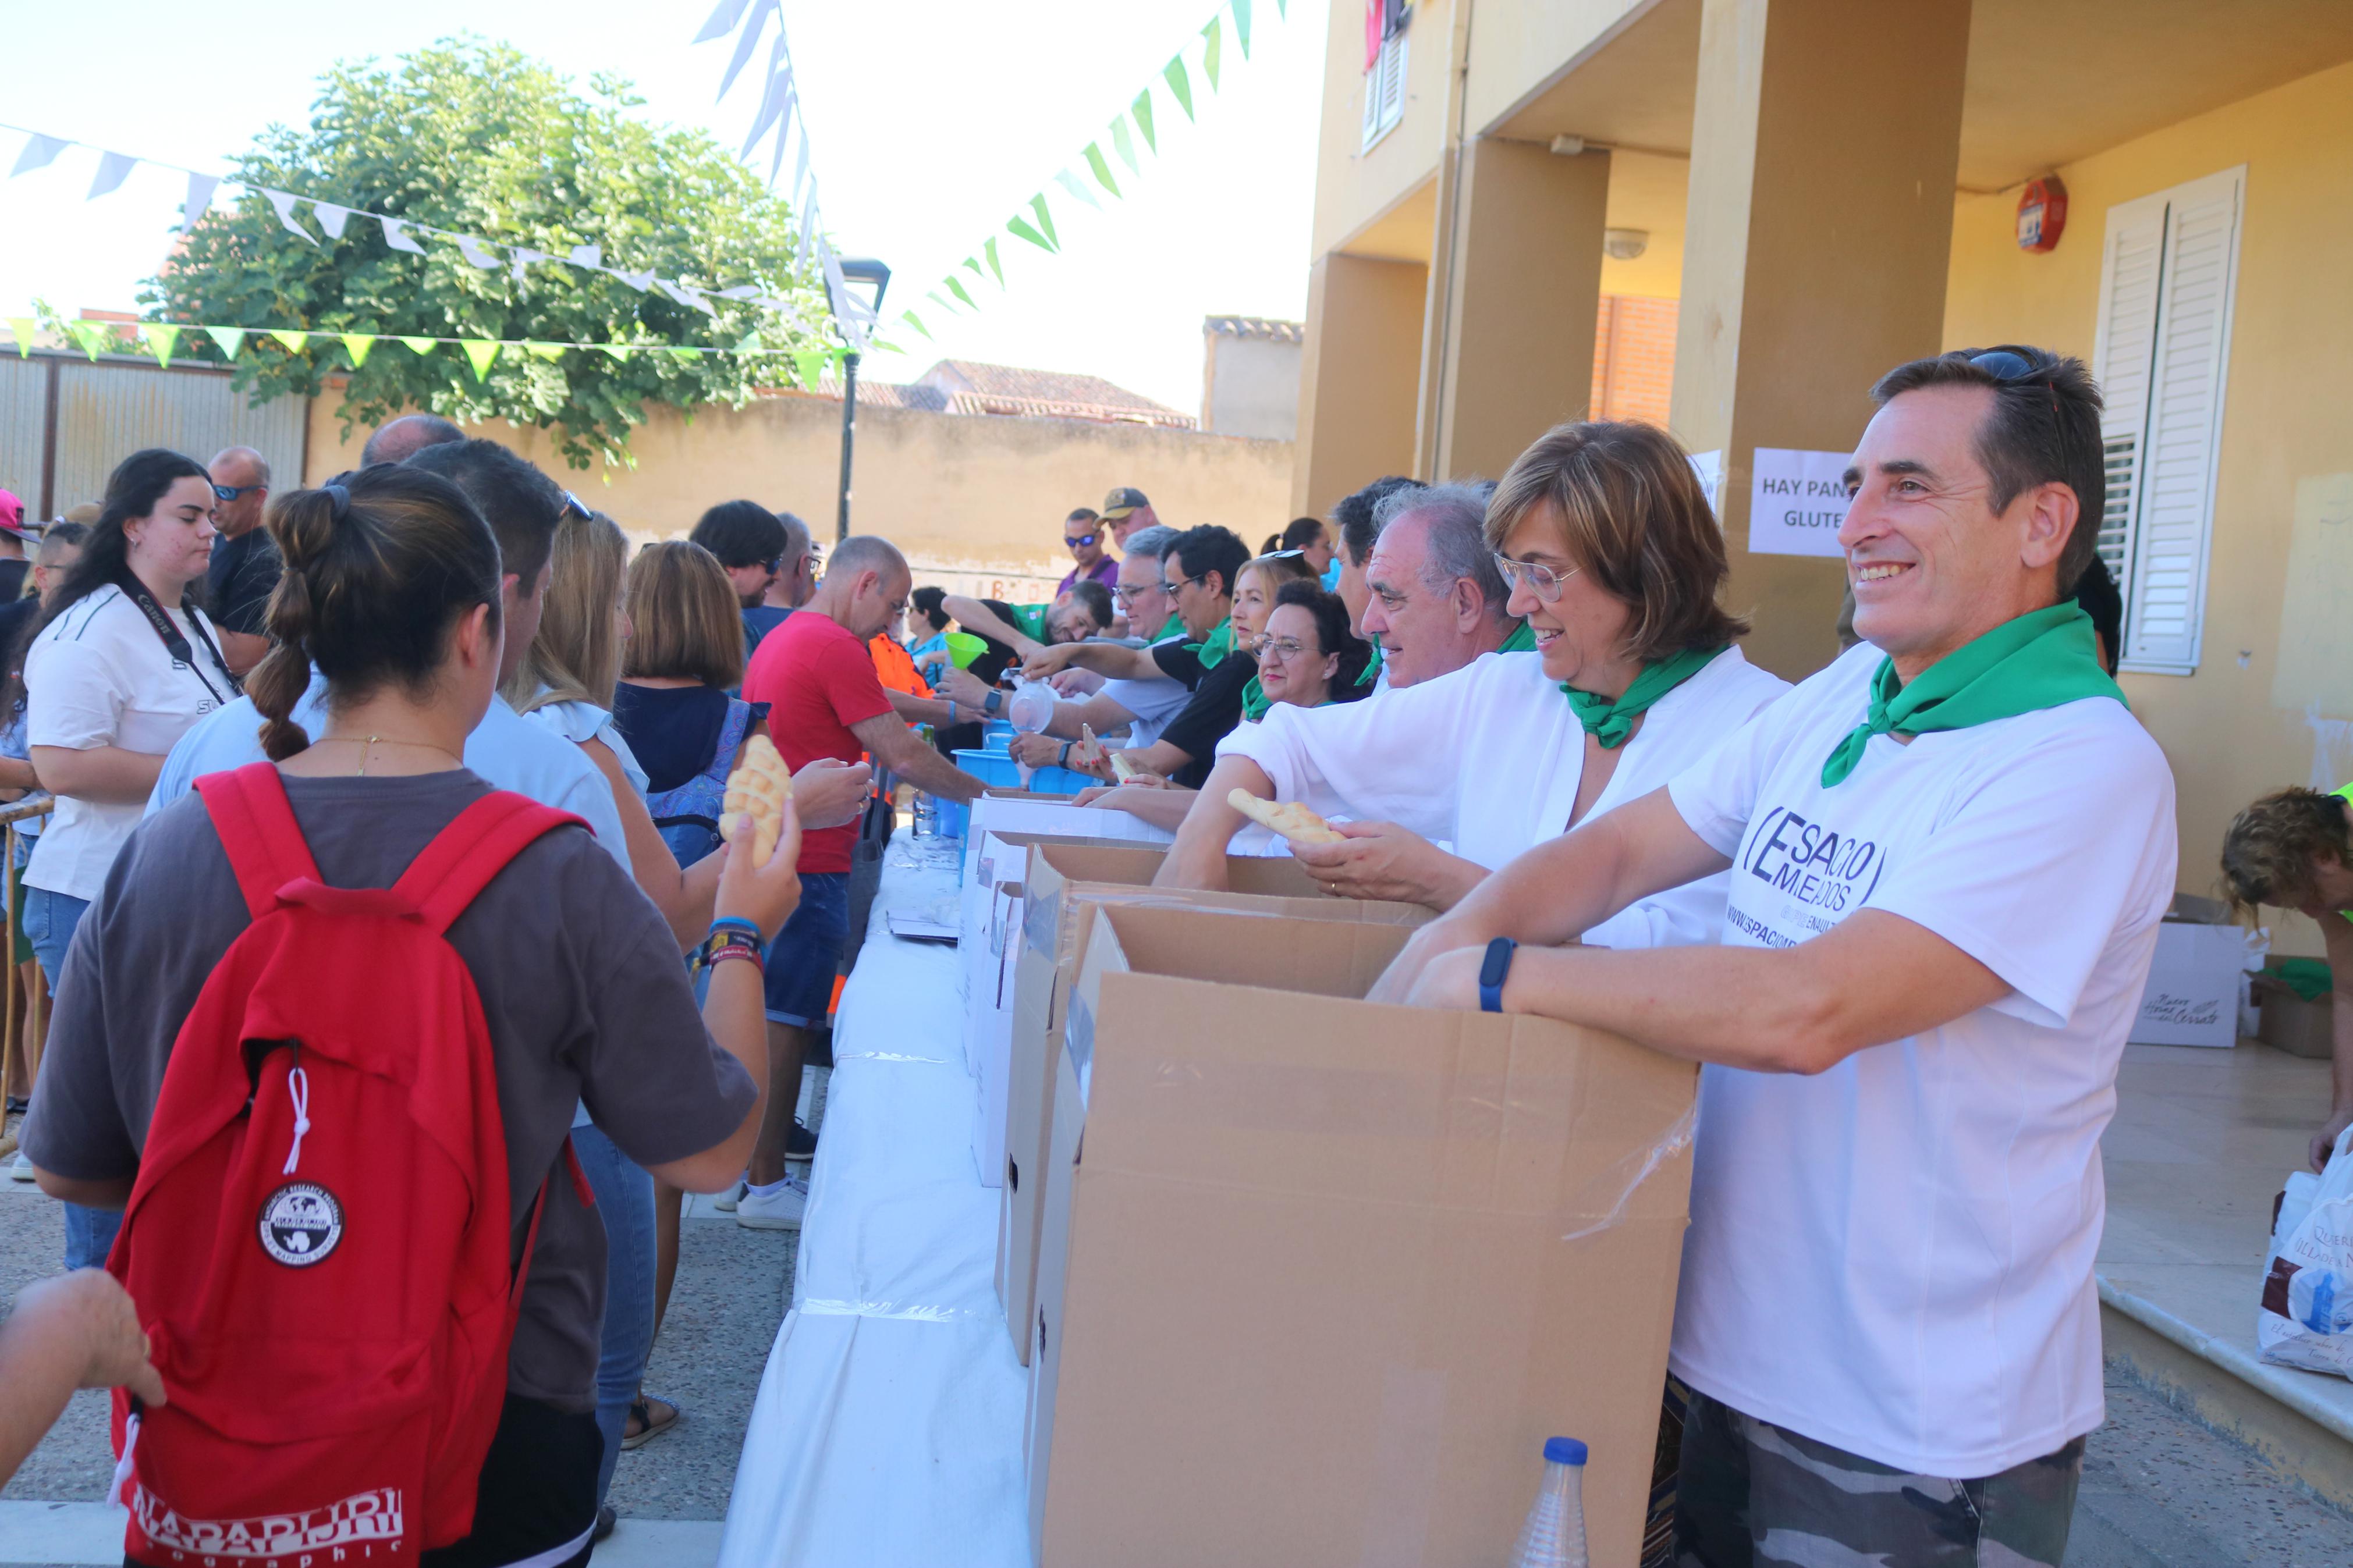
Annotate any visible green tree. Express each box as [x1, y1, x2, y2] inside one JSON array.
[[143, 37, 832, 468]]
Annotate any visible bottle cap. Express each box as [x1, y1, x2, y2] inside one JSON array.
[[1543, 1437, 1588, 1466]]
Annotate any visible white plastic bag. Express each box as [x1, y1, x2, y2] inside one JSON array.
[[2259, 1125, 2353, 1375]]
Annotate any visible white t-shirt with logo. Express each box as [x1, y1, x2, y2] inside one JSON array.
[[27, 587, 230, 901], [1663, 641, 2176, 1476]]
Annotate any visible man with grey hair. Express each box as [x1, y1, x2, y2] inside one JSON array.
[[1358, 481, 1528, 691], [1003, 522, 1193, 760], [205, 446, 279, 675]]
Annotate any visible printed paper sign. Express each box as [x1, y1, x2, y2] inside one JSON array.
[[1748, 448, 1852, 559]]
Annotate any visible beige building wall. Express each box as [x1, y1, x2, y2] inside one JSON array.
[[1291, 254, 1431, 519], [1943, 56, 2353, 943], [305, 389, 1294, 581]]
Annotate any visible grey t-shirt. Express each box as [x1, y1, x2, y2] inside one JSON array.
[[20, 769, 756, 1411]]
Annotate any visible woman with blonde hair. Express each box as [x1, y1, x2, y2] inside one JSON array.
[[1162, 419, 1791, 922]]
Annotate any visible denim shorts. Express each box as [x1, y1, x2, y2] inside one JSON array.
[[763, 871, 850, 1027]]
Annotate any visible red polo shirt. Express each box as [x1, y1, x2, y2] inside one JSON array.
[[743, 610, 893, 874]]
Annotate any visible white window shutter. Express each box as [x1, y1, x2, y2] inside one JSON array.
[[2118, 167, 2242, 672], [2089, 193, 2167, 595], [1361, 30, 1407, 150]]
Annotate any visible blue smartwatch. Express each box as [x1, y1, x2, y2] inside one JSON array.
[[1478, 937, 1517, 1013]]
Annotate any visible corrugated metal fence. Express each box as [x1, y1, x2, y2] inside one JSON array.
[[0, 351, 307, 518]]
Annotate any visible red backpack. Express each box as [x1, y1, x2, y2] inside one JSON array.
[[106, 762, 590, 1565]]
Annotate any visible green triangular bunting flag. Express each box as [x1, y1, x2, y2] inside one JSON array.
[[1112, 116, 1139, 174], [599, 344, 636, 362], [524, 340, 566, 361], [1201, 17, 1222, 90], [141, 325, 182, 368], [1030, 193, 1060, 251], [1084, 142, 1120, 197], [6, 319, 33, 358], [946, 276, 977, 309], [733, 330, 761, 354], [793, 348, 824, 388], [666, 347, 699, 362], [270, 329, 309, 354], [983, 236, 1003, 286], [69, 322, 112, 360], [399, 335, 436, 355], [1233, 0, 1252, 58], [1008, 215, 1052, 253], [340, 333, 376, 368], [1131, 90, 1157, 152], [1164, 56, 1195, 120], [207, 326, 247, 360], [903, 310, 934, 342], [461, 339, 501, 380]]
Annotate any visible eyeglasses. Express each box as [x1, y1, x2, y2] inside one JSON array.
[[1163, 571, 1209, 596], [1066, 532, 1102, 549], [211, 483, 265, 503], [1111, 582, 1161, 606], [560, 490, 592, 522], [1492, 552, 1582, 603], [759, 555, 785, 573], [1248, 634, 1312, 662]]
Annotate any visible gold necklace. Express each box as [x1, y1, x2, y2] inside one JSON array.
[[314, 734, 464, 776]]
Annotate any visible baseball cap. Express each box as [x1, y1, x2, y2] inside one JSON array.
[[1102, 486, 1151, 520], [62, 503, 102, 526], [0, 489, 24, 539]]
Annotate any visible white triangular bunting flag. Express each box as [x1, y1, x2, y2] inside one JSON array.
[[659, 280, 719, 315], [743, 51, 793, 156], [183, 172, 220, 230], [454, 234, 502, 270], [265, 190, 317, 244], [86, 151, 136, 200], [792, 131, 811, 205], [380, 215, 425, 254], [313, 202, 353, 240], [510, 247, 549, 285], [613, 268, 656, 292], [9, 134, 66, 178], [717, 284, 764, 300], [1054, 169, 1102, 211], [717, 0, 779, 99], [795, 201, 817, 272], [568, 243, 603, 269], [693, 0, 751, 44]]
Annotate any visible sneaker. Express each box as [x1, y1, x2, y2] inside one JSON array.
[[786, 1119, 819, 1162], [7, 1150, 33, 1182], [711, 1180, 745, 1213], [592, 1505, 616, 1544], [734, 1176, 808, 1231]]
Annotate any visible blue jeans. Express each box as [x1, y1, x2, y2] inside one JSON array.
[[572, 1123, 655, 1507], [26, 886, 115, 1270], [762, 872, 850, 1026]]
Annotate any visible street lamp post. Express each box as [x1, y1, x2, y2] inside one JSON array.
[[832, 258, 891, 544]]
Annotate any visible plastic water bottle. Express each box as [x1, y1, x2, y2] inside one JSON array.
[[1507, 1437, 1588, 1568], [911, 791, 937, 840]]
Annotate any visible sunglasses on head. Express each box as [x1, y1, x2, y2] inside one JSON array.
[[559, 490, 592, 522]]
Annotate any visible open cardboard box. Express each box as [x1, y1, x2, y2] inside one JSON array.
[[1025, 902, 1697, 1568], [961, 791, 1172, 889], [2130, 893, 2264, 1048], [996, 841, 1431, 1362]]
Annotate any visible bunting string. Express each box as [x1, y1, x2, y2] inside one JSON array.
[[0, 120, 810, 321], [3, 312, 850, 390]]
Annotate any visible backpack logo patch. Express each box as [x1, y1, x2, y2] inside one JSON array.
[[257, 1183, 344, 1267]]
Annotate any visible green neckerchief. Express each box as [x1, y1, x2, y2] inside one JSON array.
[[1154, 613, 1184, 642], [1187, 616, 1235, 670], [1499, 619, 1537, 654], [1563, 645, 1727, 750], [1355, 641, 1383, 689], [1820, 603, 2124, 787], [1241, 674, 1270, 721]]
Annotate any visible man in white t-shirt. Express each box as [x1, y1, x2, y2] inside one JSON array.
[[1372, 346, 2175, 1568]]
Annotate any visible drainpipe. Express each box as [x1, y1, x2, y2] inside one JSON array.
[[1411, 0, 1478, 482]]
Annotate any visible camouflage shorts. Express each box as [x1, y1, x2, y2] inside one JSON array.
[[1671, 1388, 2084, 1568]]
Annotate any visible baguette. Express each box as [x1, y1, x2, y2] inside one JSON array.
[[1226, 789, 1346, 845]]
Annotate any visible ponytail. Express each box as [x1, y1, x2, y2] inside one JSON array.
[[255, 470, 502, 760]]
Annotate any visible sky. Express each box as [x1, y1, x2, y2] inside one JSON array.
[[0, 0, 1329, 418]]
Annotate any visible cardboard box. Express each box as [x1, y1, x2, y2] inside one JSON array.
[[2257, 979, 2335, 1060], [961, 791, 1172, 888], [1025, 904, 1697, 1568], [996, 842, 1429, 1362], [2131, 895, 2262, 1048]]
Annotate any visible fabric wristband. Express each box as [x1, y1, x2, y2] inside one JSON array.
[[1478, 937, 1517, 1014], [708, 917, 763, 942]]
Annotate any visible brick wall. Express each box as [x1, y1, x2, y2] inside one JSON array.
[[1587, 294, 1678, 426]]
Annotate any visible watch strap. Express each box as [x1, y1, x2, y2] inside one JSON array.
[[1478, 937, 1517, 1014]]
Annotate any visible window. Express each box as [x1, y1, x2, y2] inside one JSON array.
[[2091, 166, 2244, 674], [1361, 5, 1409, 151]]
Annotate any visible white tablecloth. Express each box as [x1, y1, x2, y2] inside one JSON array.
[[717, 840, 1031, 1568]]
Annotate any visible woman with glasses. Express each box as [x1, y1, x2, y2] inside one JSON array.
[[1159, 421, 1790, 920], [1253, 581, 1373, 713]]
